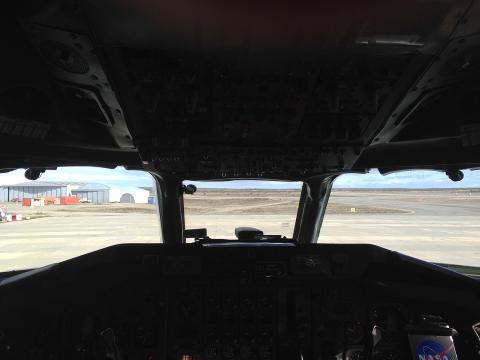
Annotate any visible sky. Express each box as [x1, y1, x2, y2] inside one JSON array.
[[0, 167, 153, 193], [1, 167, 480, 189]]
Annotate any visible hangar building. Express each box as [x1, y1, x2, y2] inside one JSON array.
[[71, 183, 110, 203], [0, 181, 110, 203]]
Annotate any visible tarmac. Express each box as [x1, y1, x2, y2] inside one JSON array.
[[0, 190, 479, 270], [0, 213, 161, 270]]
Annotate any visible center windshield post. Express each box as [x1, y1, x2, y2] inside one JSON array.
[[294, 176, 335, 243], [155, 174, 185, 244]]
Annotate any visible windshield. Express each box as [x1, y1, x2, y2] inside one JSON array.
[[3, 168, 479, 271], [0, 167, 161, 271], [183, 180, 302, 240], [321, 170, 480, 267]]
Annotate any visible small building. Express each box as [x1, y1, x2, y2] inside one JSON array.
[[110, 187, 151, 204], [120, 193, 135, 203], [139, 187, 157, 204], [0, 181, 110, 204]]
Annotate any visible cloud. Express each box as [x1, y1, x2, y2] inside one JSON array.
[[334, 169, 480, 188], [186, 180, 302, 189], [188, 170, 480, 189], [1, 167, 480, 189], [0, 167, 155, 188], [0, 171, 27, 186]]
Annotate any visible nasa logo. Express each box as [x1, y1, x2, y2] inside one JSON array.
[[415, 340, 454, 360]]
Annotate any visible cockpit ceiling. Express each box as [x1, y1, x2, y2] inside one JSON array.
[[1, 0, 480, 178], [83, 0, 459, 51]]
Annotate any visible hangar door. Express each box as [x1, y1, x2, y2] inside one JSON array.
[[72, 190, 109, 203]]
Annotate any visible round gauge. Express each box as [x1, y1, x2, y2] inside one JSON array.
[[303, 256, 321, 270], [345, 322, 364, 344]]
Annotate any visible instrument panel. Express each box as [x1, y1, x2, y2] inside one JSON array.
[[0, 243, 478, 360]]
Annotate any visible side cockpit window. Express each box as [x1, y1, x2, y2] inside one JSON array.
[[320, 169, 480, 267], [0, 167, 161, 271]]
